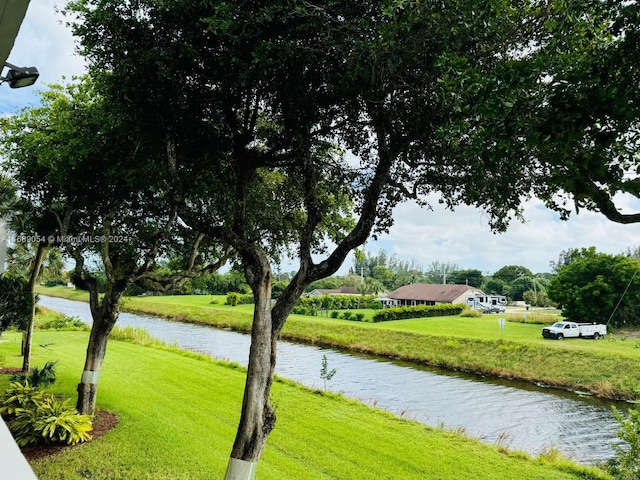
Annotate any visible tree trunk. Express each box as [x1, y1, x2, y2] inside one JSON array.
[[225, 256, 277, 480], [76, 288, 123, 415], [21, 243, 47, 372]]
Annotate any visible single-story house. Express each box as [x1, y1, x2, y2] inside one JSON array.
[[387, 283, 484, 307], [306, 286, 359, 297]]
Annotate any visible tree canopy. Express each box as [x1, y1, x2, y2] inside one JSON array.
[[57, 0, 640, 477], [548, 248, 640, 327]]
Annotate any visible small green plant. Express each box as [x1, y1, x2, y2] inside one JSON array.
[[330, 311, 339, 318], [33, 397, 93, 445], [226, 292, 241, 306], [1, 382, 93, 446], [604, 406, 640, 479], [0, 382, 44, 416], [354, 313, 365, 322], [320, 354, 337, 390], [10, 396, 93, 446], [342, 311, 353, 320], [209, 298, 219, 305], [11, 361, 58, 388], [40, 314, 86, 330]]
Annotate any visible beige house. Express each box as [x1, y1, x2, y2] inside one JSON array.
[[387, 283, 484, 307], [306, 286, 359, 297]]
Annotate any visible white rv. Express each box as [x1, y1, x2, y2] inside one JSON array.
[[466, 294, 507, 314]]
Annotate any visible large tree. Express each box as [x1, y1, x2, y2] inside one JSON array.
[[548, 248, 640, 327], [525, 1, 640, 224], [67, 1, 640, 478], [1, 79, 229, 413]]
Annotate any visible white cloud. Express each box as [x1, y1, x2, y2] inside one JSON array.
[[361, 194, 640, 275]]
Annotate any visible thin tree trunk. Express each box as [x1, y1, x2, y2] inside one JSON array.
[[21, 243, 47, 372], [76, 289, 123, 415], [225, 257, 277, 480]]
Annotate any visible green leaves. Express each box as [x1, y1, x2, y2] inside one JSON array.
[[0, 274, 32, 332], [548, 248, 640, 327], [1, 381, 93, 446]]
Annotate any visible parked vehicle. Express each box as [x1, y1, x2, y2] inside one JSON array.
[[541, 321, 607, 340], [466, 294, 507, 314]]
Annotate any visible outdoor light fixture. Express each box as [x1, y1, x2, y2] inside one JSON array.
[[0, 62, 38, 88]]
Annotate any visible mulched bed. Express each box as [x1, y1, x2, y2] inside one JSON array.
[[1, 368, 119, 460], [0, 367, 23, 375]]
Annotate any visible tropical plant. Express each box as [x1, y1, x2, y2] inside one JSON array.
[[10, 361, 58, 388], [9, 396, 93, 446], [605, 406, 640, 479], [0, 382, 44, 416]]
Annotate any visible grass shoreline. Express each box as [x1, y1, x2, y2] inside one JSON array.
[[0, 329, 610, 479], [38, 286, 640, 401]]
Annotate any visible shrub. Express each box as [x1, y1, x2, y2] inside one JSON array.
[[226, 292, 241, 306], [11, 361, 58, 388], [370, 300, 383, 310], [10, 397, 93, 446], [238, 294, 254, 305], [209, 298, 219, 305], [40, 314, 87, 330], [354, 313, 365, 322], [292, 306, 309, 315], [372, 304, 465, 322], [604, 406, 640, 479], [1, 382, 93, 447], [0, 382, 44, 416], [342, 311, 353, 320], [330, 311, 339, 318], [460, 308, 482, 318]]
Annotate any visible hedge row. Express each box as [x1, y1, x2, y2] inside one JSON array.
[[372, 304, 465, 322], [298, 294, 382, 311], [225, 292, 254, 306]]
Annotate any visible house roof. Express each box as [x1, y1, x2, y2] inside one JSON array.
[[388, 283, 483, 303], [310, 287, 358, 295]]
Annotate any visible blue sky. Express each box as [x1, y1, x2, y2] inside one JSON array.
[[3, 2, 640, 277]]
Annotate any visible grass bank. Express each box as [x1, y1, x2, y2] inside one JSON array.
[[38, 287, 640, 400], [0, 329, 608, 479]]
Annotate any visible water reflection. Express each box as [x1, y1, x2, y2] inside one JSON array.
[[39, 296, 623, 464]]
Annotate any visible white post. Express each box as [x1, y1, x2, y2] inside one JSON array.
[[0, 218, 7, 274], [224, 458, 257, 480]]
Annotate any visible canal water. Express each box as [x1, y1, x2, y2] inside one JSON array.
[[39, 296, 625, 465]]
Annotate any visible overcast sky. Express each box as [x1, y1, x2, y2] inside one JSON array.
[[2, 2, 639, 277]]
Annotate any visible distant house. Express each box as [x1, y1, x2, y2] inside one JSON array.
[[306, 286, 359, 297], [375, 296, 398, 309], [387, 283, 484, 307]]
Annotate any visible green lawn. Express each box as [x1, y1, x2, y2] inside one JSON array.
[[37, 286, 640, 399], [0, 329, 609, 480]]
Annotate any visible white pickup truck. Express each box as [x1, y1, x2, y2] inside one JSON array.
[[541, 321, 607, 340]]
